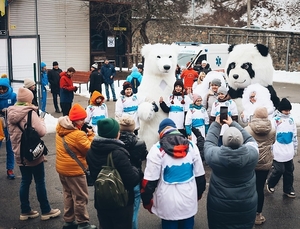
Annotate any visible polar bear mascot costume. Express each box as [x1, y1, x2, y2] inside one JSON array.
[[225, 43, 280, 117], [137, 43, 179, 149]]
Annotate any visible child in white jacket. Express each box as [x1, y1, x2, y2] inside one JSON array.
[[85, 91, 108, 134], [267, 98, 298, 198]]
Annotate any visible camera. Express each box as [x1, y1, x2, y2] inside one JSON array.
[[81, 123, 93, 133]]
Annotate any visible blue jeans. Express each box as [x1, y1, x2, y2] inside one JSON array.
[[132, 184, 141, 229], [0, 127, 15, 170], [19, 162, 51, 214], [161, 216, 194, 229], [41, 86, 47, 112], [104, 83, 116, 100]]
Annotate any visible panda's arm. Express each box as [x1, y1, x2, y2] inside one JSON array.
[[267, 85, 280, 109]]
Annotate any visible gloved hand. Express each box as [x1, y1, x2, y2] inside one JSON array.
[[44, 85, 50, 91], [143, 199, 153, 214], [74, 86, 78, 92], [152, 101, 159, 112]]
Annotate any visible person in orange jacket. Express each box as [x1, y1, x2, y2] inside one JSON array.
[[180, 62, 199, 93]]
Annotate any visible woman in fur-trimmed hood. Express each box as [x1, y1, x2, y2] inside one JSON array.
[[244, 106, 275, 225]]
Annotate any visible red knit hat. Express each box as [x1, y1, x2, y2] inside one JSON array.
[[69, 103, 87, 121]]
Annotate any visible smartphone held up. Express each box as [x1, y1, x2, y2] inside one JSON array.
[[220, 106, 228, 124]]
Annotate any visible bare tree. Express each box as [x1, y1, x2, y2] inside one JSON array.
[[87, 0, 189, 44]]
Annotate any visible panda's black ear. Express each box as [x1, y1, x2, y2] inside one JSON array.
[[228, 44, 236, 53], [255, 44, 269, 57]]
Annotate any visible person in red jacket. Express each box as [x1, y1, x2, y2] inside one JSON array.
[[180, 62, 199, 93], [59, 67, 78, 116]]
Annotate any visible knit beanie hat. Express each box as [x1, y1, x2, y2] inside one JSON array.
[[158, 118, 176, 134], [17, 87, 33, 103], [278, 98, 292, 112], [41, 62, 46, 68], [24, 78, 35, 89], [253, 107, 268, 119], [137, 64, 143, 70], [174, 79, 184, 89], [119, 115, 135, 132], [131, 66, 138, 72], [123, 81, 132, 91], [218, 86, 228, 95], [97, 118, 120, 138], [1, 74, 7, 78], [69, 103, 87, 121], [223, 127, 243, 149], [211, 78, 221, 87], [91, 63, 98, 69], [193, 93, 202, 103], [53, 61, 59, 66]]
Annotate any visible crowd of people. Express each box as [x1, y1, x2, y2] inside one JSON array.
[[0, 58, 298, 229]]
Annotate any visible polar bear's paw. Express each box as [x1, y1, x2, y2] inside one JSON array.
[[138, 102, 155, 121]]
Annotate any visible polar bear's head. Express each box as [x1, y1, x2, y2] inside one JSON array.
[[225, 43, 274, 90], [141, 43, 179, 77]]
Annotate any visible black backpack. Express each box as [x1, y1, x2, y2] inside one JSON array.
[[131, 77, 140, 94], [17, 110, 48, 165]]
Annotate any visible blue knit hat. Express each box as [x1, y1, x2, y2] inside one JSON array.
[[158, 118, 176, 133], [41, 62, 46, 68]]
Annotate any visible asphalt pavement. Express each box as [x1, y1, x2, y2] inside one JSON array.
[[0, 82, 300, 229]]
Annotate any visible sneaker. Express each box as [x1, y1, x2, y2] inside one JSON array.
[[55, 109, 61, 113], [284, 192, 296, 198], [62, 221, 78, 229], [113, 99, 117, 102], [41, 208, 61, 220], [20, 210, 39, 220], [255, 213, 266, 225], [106, 99, 110, 102], [7, 169, 15, 180], [266, 184, 275, 193], [77, 222, 97, 229]]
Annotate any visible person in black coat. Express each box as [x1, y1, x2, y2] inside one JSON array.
[[89, 63, 104, 95], [48, 61, 62, 113], [118, 115, 148, 229], [86, 118, 140, 229]]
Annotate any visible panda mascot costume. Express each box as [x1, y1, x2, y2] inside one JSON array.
[[225, 43, 280, 117]]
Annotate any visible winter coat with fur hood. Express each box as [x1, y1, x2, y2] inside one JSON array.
[[55, 116, 95, 176], [7, 105, 45, 166], [245, 116, 275, 170]]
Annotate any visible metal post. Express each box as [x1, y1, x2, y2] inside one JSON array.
[[286, 36, 290, 71], [35, 0, 42, 110], [192, 0, 195, 25], [247, 0, 251, 28]]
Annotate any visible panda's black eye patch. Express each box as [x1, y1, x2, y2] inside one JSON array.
[[241, 63, 250, 70], [229, 62, 235, 69], [226, 62, 236, 76], [157, 56, 161, 59], [169, 56, 172, 58]]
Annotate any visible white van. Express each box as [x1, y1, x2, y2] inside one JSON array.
[[176, 42, 230, 72]]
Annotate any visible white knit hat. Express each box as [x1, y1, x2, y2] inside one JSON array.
[[24, 78, 35, 89], [91, 63, 98, 69]]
